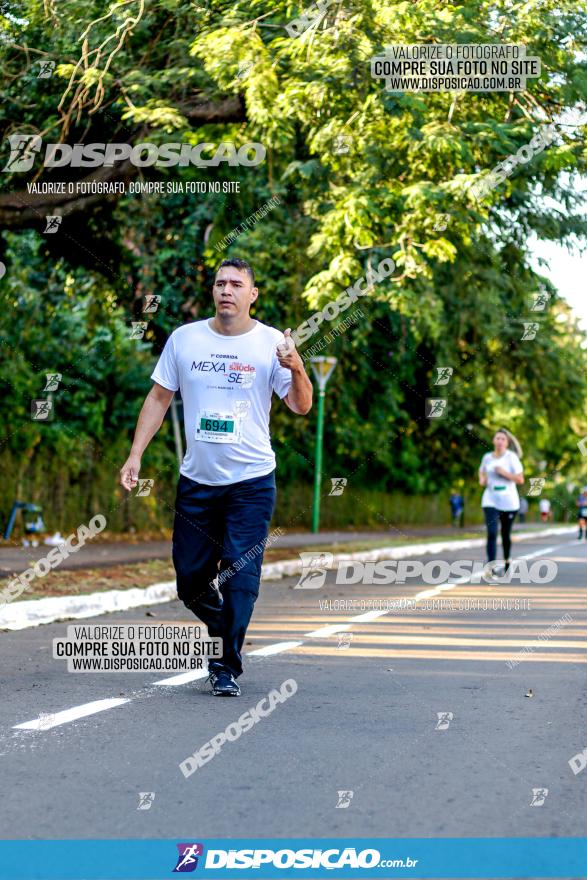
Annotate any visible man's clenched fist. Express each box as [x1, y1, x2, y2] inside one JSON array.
[[119, 454, 141, 492], [276, 328, 303, 372]]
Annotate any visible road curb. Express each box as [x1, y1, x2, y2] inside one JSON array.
[[0, 526, 574, 631]]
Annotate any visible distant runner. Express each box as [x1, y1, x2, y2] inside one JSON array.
[[577, 487, 587, 540], [449, 490, 464, 528], [478, 428, 525, 575], [120, 258, 313, 696]]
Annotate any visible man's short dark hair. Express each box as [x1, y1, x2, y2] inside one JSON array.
[[215, 258, 255, 287]]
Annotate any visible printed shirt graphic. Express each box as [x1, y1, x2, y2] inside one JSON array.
[[480, 450, 523, 511], [151, 319, 292, 485]]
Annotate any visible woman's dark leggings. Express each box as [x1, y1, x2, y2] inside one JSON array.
[[483, 507, 518, 563]]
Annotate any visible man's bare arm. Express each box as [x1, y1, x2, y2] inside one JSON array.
[[276, 328, 313, 415], [119, 383, 175, 491], [284, 365, 313, 415]]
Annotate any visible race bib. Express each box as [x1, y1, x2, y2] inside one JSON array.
[[492, 484, 506, 492], [195, 411, 242, 444]]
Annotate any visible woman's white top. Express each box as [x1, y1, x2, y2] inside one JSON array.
[[480, 450, 523, 511]]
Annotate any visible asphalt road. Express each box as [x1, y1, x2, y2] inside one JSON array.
[[1, 532, 585, 846]]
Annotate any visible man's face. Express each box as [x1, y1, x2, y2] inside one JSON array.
[[213, 266, 258, 319]]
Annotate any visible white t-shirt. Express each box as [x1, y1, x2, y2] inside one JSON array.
[[539, 499, 550, 513], [480, 450, 523, 511], [151, 319, 292, 485]]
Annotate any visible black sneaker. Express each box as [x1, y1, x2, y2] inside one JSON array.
[[208, 670, 241, 697]]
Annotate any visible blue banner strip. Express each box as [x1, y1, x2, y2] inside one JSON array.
[[0, 837, 585, 879]]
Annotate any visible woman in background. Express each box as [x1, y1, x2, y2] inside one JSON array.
[[479, 429, 525, 574]]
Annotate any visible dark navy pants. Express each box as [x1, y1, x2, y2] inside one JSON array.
[[172, 470, 276, 678]]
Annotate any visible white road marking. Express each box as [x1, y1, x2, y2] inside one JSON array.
[[350, 609, 389, 622], [13, 698, 130, 730], [152, 669, 209, 686], [521, 545, 557, 560], [14, 540, 573, 728], [247, 640, 304, 656], [304, 624, 351, 637]]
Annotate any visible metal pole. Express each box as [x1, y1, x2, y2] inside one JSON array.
[[170, 397, 184, 468], [312, 389, 325, 533]]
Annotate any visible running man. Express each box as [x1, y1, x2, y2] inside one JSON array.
[[479, 428, 525, 575], [120, 258, 313, 696], [577, 487, 587, 540]]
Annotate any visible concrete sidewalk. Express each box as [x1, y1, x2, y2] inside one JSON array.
[[0, 522, 552, 577]]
